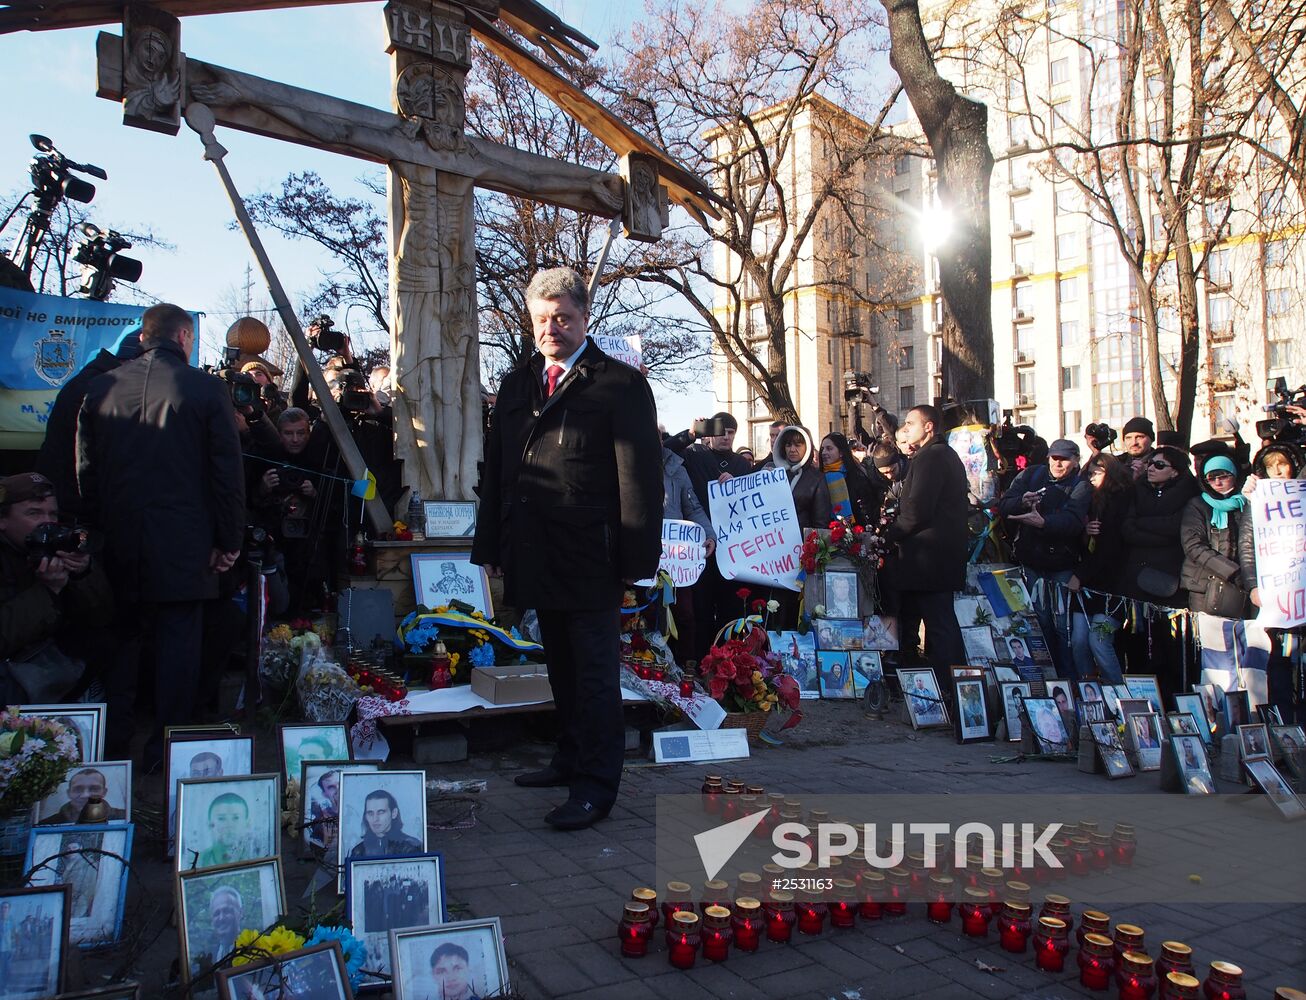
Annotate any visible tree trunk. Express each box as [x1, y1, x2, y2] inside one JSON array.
[[884, 0, 995, 402]]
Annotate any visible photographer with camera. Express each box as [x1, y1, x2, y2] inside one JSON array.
[[1083, 421, 1117, 465], [0, 474, 113, 705]]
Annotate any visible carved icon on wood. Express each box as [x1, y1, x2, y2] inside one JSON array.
[[123, 3, 182, 134], [621, 152, 667, 242]]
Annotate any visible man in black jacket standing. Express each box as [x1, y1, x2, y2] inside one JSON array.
[[473, 268, 662, 830], [77, 303, 245, 764], [883, 405, 968, 669]]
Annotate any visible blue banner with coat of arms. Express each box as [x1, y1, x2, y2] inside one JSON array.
[[0, 288, 195, 448]]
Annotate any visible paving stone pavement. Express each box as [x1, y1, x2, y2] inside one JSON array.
[[420, 701, 1306, 999]]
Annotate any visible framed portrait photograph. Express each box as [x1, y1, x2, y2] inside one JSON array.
[[1167, 712, 1202, 737], [999, 682, 1032, 742], [860, 616, 898, 651], [817, 651, 854, 699], [991, 665, 1021, 683], [36, 761, 131, 827], [1126, 712, 1163, 770], [422, 500, 477, 539], [828, 619, 865, 650], [1171, 734, 1215, 794], [897, 668, 949, 730], [1089, 723, 1134, 778], [954, 678, 991, 743], [1223, 690, 1252, 732], [1101, 684, 1128, 721], [1123, 675, 1163, 715], [1076, 680, 1106, 715], [1173, 693, 1214, 744], [849, 651, 883, 691], [216, 940, 354, 1000], [24, 824, 132, 949], [0, 885, 70, 999], [1045, 679, 1076, 717], [337, 771, 428, 894], [347, 853, 447, 989], [17, 704, 106, 764], [1117, 698, 1153, 726], [1270, 725, 1306, 781], [302, 761, 381, 852], [1255, 704, 1283, 727], [410, 553, 491, 617], [1002, 635, 1037, 668], [165, 723, 242, 741], [177, 858, 287, 988], [961, 625, 998, 665], [1191, 684, 1222, 736], [391, 918, 508, 1000], [1024, 697, 1070, 753], [767, 631, 820, 699], [166, 733, 254, 856], [1244, 758, 1306, 820], [1237, 723, 1271, 762], [176, 774, 280, 874], [278, 723, 351, 787], [822, 571, 860, 621]]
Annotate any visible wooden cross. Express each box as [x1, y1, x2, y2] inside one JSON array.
[[87, 0, 718, 503]]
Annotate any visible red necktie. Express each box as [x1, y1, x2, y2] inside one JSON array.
[[545, 364, 563, 398]]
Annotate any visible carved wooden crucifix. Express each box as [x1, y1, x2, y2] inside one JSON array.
[[92, 0, 718, 504]]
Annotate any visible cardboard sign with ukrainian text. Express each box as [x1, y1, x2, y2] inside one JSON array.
[[1252, 478, 1306, 628], [636, 518, 708, 588], [708, 466, 802, 592], [593, 331, 642, 370]]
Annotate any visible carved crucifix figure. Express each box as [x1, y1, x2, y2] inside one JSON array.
[[93, 0, 718, 504]]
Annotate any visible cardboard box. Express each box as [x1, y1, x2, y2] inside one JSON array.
[[470, 664, 553, 705]]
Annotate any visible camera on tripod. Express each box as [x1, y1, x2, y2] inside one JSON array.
[[74, 222, 142, 301], [1256, 376, 1306, 444]]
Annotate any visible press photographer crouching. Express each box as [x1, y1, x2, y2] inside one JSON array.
[[0, 473, 113, 704]]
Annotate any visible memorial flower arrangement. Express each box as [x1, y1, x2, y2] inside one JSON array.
[[232, 925, 306, 966], [698, 626, 800, 713], [800, 518, 880, 575], [397, 604, 536, 680], [306, 925, 367, 989], [0, 710, 79, 816]]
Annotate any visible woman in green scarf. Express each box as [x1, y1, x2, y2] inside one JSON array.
[[1179, 454, 1250, 618]]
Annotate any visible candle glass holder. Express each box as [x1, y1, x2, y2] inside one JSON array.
[[1070, 835, 1092, 876], [1164, 973, 1201, 999], [1090, 831, 1113, 871], [632, 888, 659, 930], [735, 872, 763, 901], [1202, 961, 1246, 1000], [1079, 932, 1116, 991], [998, 901, 1032, 954], [1038, 893, 1074, 937], [926, 875, 954, 924], [732, 897, 763, 953], [764, 892, 796, 943], [702, 905, 732, 962], [1156, 941, 1194, 994], [700, 879, 730, 914], [1033, 916, 1070, 972], [884, 867, 910, 916], [796, 889, 828, 935], [1077, 910, 1112, 949], [858, 871, 885, 920], [618, 902, 653, 958], [959, 887, 992, 937], [830, 879, 857, 928], [981, 868, 1005, 915], [662, 882, 694, 926], [1113, 924, 1147, 967], [1112, 824, 1137, 867], [666, 910, 701, 970], [1117, 952, 1157, 1000]]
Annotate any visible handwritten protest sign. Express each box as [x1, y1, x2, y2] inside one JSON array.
[[1251, 478, 1306, 628], [635, 519, 708, 588], [708, 467, 802, 591], [594, 331, 641, 370]]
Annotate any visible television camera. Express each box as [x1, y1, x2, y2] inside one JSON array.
[[74, 223, 143, 301], [1257, 376, 1306, 445]]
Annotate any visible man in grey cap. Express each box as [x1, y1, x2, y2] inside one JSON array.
[[996, 438, 1091, 678]]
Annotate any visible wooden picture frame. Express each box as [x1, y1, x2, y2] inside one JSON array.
[[165, 733, 254, 857], [1237, 723, 1272, 762], [390, 918, 508, 1000], [337, 771, 429, 894], [999, 681, 1032, 742], [1270, 725, 1306, 781], [301, 760, 380, 852], [0, 884, 70, 999], [896, 668, 950, 729], [1173, 693, 1214, 745], [1023, 697, 1070, 754], [1089, 723, 1134, 779], [1125, 712, 1164, 771], [36, 760, 132, 826], [216, 940, 355, 1000], [410, 552, 492, 617], [346, 853, 448, 989], [1166, 712, 1202, 738], [176, 857, 287, 990], [175, 774, 280, 875]]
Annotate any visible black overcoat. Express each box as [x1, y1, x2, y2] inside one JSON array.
[[76, 340, 246, 603], [472, 339, 663, 611], [883, 435, 969, 592]]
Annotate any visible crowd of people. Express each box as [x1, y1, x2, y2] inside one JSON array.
[[0, 304, 399, 766]]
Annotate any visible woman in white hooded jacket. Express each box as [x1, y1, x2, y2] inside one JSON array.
[[768, 425, 833, 530]]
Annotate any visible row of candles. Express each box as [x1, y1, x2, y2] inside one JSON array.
[[618, 878, 1304, 998]]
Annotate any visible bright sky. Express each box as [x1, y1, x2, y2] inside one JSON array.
[[0, 0, 719, 432]]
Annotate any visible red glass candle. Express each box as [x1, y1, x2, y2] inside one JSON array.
[[796, 889, 828, 935], [631, 887, 659, 930], [1080, 933, 1116, 991], [1091, 831, 1113, 871], [746, 784, 765, 797], [960, 887, 992, 937], [762, 863, 784, 895], [700, 879, 729, 914], [1078, 910, 1112, 949], [662, 881, 694, 925], [1034, 916, 1070, 972], [679, 678, 694, 698], [1273, 989, 1306, 1000], [926, 875, 954, 924], [1079, 819, 1099, 837], [1113, 925, 1147, 967], [735, 872, 763, 901], [906, 852, 928, 897], [1165, 973, 1201, 999], [702, 775, 723, 814], [764, 892, 796, 942], [1118, 952, 1157, 1000], [721, 786, 741, 822], [1070, 835, 1093, 876], [961, 854, 984, 889], [1039, 893, 1074, 937], [1202, 961, 1246, 1000], [701, 905, 732, 962], [981, 868, 1005, 915], [618, 902, 653, 957], [830, 879, 857, 928], [1005, 880, 1031, 905], [666, 911, 700, 969], [1051, 840, 1073, 881], [767, 792, 785, 819], [884, 867, 910, 916], [1156, 942, 1194, 996], [1112, 824, 1137, 867], [732, 897, 763, 952], [998, 901, 1032, 953], [858, 871, 885, 920]]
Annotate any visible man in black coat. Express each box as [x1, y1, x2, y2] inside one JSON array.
[[472, 267, 662, 830], [77, 303, 245, 763], [883, 405, 968, 669]]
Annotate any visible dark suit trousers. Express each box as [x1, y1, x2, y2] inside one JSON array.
[[900, 590, 964, 671], [536, 608, 623, 810], [110, 600, 205, 763]]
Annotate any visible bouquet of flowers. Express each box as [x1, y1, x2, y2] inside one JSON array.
[[232, 925, 306, 965], [698, 626, 799, 713], [0, 710, 79, 816], [800, 517, 879, 574]]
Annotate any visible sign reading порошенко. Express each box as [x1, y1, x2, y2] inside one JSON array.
[[708, 467, 802, 592]]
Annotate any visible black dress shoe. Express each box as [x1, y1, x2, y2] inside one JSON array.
[[545, 799, 610, 830], [514, 766, 571, 788]]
